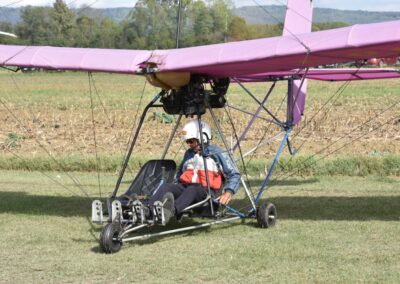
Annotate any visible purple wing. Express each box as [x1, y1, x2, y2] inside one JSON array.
[[0, 45, 153, 74], [157, 20, 400, 76], [1, 20, 400, 77], [237, 69, 400, 82]]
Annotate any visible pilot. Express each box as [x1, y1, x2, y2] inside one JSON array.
[[148, 120, 241, 224]]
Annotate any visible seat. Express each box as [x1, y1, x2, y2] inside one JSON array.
[[119, 159, 177, 204]]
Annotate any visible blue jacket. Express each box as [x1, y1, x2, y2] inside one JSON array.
[[176, 144, 241, 194]]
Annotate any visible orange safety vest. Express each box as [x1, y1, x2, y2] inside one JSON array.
[[179, 153, 223, 190]]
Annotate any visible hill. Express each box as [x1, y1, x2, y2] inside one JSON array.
[[1, 5, 400, 26], [0, 7, 131, 25], [233, 5, 400, 25]]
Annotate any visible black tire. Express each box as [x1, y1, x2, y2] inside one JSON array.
[[256, 202, 277, 228], [99, 222, 123, 254]]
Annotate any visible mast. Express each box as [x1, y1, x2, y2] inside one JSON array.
[[175, 0, 183, 48]]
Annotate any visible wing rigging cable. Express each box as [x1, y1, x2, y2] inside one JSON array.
[[277, 95, 400, 181], [232, 78, 284, 127], [88, 72, 102, 200], [87, 73, 153, 199], [0, 0, 25, 8], [86, 73, 142, 198], [3, 147, 78, 197], [0, 97, 91, 197], [223, 105, 256, 203], [0, 75, 91, 198], [282, 113, 400, 181], [275, 77, 355, 174], [251, 0, 312, 53], [243, 84, 288, 169]]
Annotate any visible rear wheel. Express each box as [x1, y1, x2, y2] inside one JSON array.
[[100, 222, 123, 253], [256, 202, 277, 228]]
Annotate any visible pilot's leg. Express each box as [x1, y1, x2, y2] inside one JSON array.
[[148, 183, 185, 205], [174, 185, 207, 214]]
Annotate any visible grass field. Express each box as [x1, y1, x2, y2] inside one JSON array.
[[0, 70, 399, 282], [0, 170, 399, 283], [1, 71, 399, 160]]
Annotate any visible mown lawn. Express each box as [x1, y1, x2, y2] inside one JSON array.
[[0, 170, 399, 283]]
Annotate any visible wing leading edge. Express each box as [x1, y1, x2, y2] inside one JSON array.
[[1, 20, 399, 77]]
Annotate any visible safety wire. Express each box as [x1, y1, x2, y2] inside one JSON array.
[[3, 147, 78, 197], [0, 97, 90, 198], [118, 79, 148, 180], [274, 65, 363, 179], [87, 73, 135, 176], [1, 74, 100, 240], [282, 113, 400, 181], [244, 82, 288, 169], [277, 87, 400, 181], [76, 0, 101, 16], [275, 79, 353, 178], [252, 0, 313, 74], [274, 0, 314, 24], [0, 0, 25, 8], [237, 82, 288, 212], [2, 71, 104, 241], [8, 74, 40, 126], [252, 0, 312, 53], [223, 103, 256, 208], [88, 72, 102, 200]]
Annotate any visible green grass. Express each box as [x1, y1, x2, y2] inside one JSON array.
[[0, 153, 399, 177], [0, 170, 399, 283]]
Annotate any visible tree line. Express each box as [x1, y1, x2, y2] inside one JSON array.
[[0, 0, 348, 48]]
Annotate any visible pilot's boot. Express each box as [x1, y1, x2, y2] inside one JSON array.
[[153, 192, 175, 225]]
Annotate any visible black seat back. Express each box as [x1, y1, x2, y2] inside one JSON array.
[[122, 159, 176, 198]]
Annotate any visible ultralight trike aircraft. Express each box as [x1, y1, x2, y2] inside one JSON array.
[[1, 0, 399, 253]]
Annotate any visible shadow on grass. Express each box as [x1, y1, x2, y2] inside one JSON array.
[[0, 191, 93, 217], [89, 217, 247, 253], [0, 190, 399, 222], [266, 195, 400, 221]]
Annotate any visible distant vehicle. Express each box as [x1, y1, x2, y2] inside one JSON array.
[[367, 57, 399, 67]]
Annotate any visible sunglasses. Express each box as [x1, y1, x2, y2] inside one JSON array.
[[186, 139, 197, 144]]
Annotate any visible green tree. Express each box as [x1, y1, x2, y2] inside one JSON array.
[[210, 0, 232, 42], [73, 16, 97, 47], [50, 0, 75, 46], [93, 18, 118, 48], [16, 7, 52, 45], [228, 16, 249, 41], [120, 0, 175, 49]]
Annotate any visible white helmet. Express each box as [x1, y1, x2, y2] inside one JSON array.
[[181, 120, 212, 143]]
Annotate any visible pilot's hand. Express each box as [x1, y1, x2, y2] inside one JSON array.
[[218, 191, 232, 205]]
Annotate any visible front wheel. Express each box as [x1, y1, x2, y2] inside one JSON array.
[[100, 222, 123, 253], [256, 202, 277, 228]]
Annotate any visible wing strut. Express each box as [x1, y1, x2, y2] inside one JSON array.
[[111, 92, 164, 198], [232, 81, 276, 152], [232, 77, 285, 127]]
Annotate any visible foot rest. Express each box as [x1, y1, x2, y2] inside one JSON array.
[[132, 200, 147, 224], [111, 200, 122, 222], [153, 201, 166, 225], [91, 200, 104, 223]]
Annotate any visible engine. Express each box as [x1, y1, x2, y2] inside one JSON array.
[[161, 76, 230, 116]]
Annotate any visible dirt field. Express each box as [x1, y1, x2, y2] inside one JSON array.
[[0, 71, 399, 160]]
